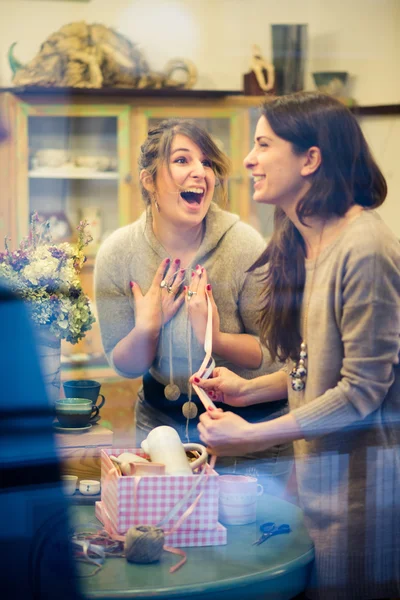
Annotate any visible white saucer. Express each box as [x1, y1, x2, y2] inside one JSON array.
[[53, 423, 92, 433]]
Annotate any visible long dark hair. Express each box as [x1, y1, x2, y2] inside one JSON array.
[[251, 92, 387, 362]]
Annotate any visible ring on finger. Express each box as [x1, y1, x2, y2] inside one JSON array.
[[166, 285, 174, 294], [187, 290, 197, 299]]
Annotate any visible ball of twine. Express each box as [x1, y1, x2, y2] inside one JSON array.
[[124, 526, 165, 564]]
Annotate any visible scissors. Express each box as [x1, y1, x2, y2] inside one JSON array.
[[252, 522, 291, 546]]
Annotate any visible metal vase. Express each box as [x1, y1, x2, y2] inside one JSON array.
[[271, 24, 308, 95]]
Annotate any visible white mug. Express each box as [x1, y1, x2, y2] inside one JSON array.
[[141, 426, 208, 476], [218, 475, 264, 525]]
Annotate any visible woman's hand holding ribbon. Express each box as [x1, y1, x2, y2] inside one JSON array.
[[198, 409, 255, 456], [191, 367, 249, 408]]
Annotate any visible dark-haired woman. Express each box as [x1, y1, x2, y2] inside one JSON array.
[[195, 93, 400, 599], [95, 118, 292, 493]]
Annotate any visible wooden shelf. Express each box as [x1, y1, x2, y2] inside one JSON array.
[[351, 105, 400, 116], [1, 87, 399, 115], [29, 167, 119, 180], [0, 86, 244, 99]]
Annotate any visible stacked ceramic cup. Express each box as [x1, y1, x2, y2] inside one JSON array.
[[53, 379, 106, 433]]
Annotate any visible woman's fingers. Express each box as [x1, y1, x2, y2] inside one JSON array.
[[187, 264, 205, 298], [129, 280, 143, 302], [168, 267, 186, 296], [192, 376, 221, 390], [153, 257, 171, 289]]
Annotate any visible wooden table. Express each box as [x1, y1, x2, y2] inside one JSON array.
[[72, 494, 314, 600]]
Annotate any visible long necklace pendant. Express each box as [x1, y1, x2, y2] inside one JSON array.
[[164, 383, 181, 401], [182, 401, 198, 419], [291, 342, 307, 392]]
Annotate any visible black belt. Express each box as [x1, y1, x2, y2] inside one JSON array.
[[142, 372, 206, 422], [142, 371, 288, 424]]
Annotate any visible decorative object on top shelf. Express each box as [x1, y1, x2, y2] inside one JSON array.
[[271, 24, 308, 95], [8, 21, 197, 90], [0, 213, 96, 403], [312, 71, 354, 105], [243, 45, 275, 96]]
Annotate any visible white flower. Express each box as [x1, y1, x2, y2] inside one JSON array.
[[22, 255, 59, 285]]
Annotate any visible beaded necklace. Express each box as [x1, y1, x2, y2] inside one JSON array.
[[290, 222, 325, 391]]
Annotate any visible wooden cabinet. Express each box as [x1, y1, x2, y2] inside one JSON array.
[[0, 88, 265, 378], [2, 88, 397, 379]]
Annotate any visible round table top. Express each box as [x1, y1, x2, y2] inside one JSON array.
[[72, 494, 314, 600]]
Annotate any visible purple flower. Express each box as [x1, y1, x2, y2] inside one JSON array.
[[68, 286, 81, 299], [10, 250, 30, 272], [49, 247, 68, 261]]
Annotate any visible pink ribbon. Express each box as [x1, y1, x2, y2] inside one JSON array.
[[192, 292, 217, 410]]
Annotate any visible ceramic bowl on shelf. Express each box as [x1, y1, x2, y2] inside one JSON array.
[[312, 71, 348, 96], [34, 148, 69, 168], [74, 156, 117, 171]]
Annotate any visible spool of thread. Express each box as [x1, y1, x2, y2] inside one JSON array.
[[124, 526, 165, 564]]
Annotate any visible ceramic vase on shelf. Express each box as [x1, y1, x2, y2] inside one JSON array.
[[271, 24, 308, 95], [35, 325, 61, 405]]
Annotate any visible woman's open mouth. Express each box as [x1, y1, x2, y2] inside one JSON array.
[[180, 187, 205, 205]]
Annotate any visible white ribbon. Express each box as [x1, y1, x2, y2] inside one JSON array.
[[192, 292, 217, 410]]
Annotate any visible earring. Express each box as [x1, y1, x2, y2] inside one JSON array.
[[152, 194, 160, 213]]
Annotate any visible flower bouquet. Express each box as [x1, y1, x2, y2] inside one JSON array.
[[0, 214, 96, 403], [0, 213, 95, 344]]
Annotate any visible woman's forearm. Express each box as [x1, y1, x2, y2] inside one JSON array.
[[112, 322, 160, 377], [243, 370, 288, 404], [213, 333, 263, 369], [244, 413, 303, 453]]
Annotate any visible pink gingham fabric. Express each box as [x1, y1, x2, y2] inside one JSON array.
[[101, 449, 220, 534], [95, 501, 227, 548]]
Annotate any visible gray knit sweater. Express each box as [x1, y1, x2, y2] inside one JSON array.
[[94, 203, 282, 419], [288, 210, 400, 599]]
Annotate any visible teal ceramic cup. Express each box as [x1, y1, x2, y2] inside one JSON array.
[[55, 398, 99, 428], [63, 379, 106, 410]]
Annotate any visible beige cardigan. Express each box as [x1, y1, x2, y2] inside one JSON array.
[[289, 210, 400, 600]]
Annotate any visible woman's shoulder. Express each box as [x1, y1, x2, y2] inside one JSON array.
[[342, 210, 399, 259], [95, 215, 145, 267]]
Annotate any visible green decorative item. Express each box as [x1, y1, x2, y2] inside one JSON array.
[[8, 42, 24, 76], [312, 72, 348, 97]]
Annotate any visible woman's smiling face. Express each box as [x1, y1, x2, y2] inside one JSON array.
[[244, 116, 310, 210], [154, 134, 216, 227]]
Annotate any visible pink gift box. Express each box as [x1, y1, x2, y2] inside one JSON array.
[[95, 501, 227, 548], [100, 448, 220, 534]]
